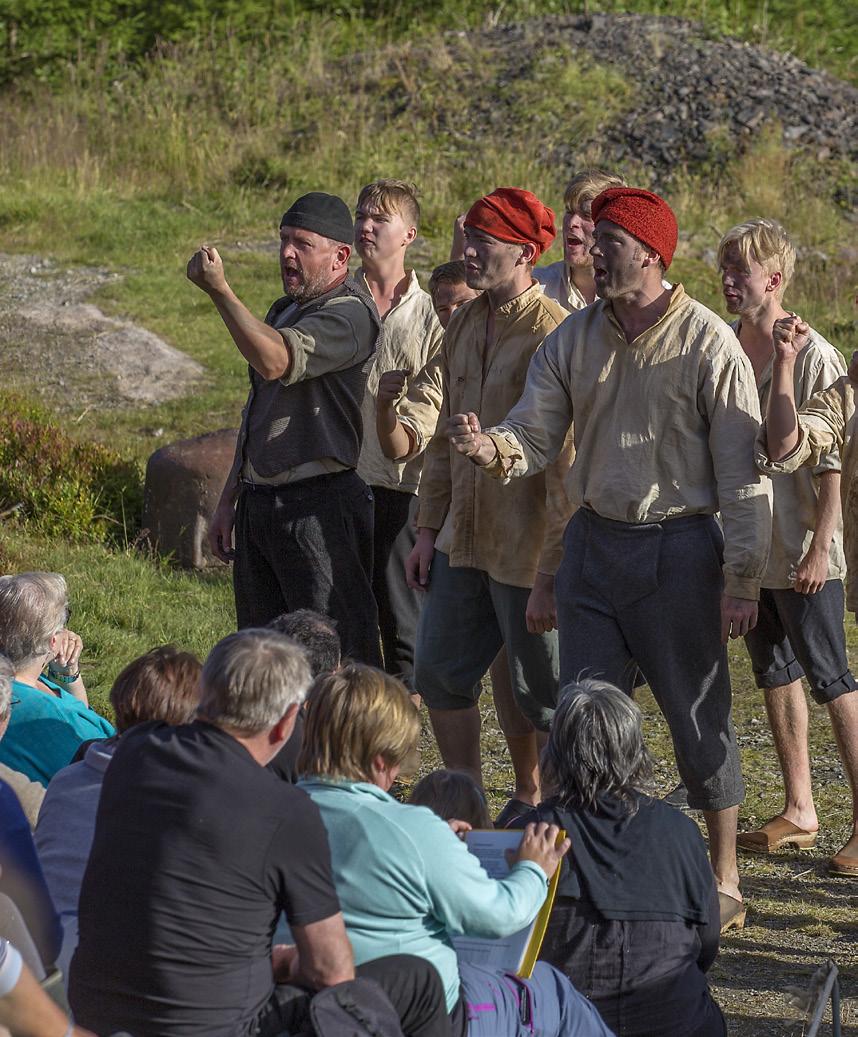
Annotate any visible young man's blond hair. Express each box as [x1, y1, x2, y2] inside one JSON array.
[[356, 178, 420, 229], [717, 218, 796, 298], [563, 168, 626, 215]]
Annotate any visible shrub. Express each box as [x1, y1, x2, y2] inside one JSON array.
[[0, 394, 143, 544]]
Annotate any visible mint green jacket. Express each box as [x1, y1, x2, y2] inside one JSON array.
[[298, 778, 547, 1011]]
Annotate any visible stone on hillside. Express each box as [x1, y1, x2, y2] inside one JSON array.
[[143, 429, 238, 569]]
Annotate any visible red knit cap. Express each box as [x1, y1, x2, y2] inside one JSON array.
[[590, 187, 678, 269], [464, 187, 556, 258]]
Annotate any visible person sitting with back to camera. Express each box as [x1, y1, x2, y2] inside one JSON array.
[[510, 679, 725, 1037]]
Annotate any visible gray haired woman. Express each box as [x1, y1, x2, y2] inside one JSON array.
[[0, 573, 114, 785], [511, 679, 725, 1037]]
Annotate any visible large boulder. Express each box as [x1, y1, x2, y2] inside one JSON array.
[[143, 429, 239, 569]]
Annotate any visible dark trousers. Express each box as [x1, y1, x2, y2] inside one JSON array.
[[371, 487, 421, 688], [233, 470, 381, 666], [256, 954, 456, 1037], [555, 508, 744, 812]]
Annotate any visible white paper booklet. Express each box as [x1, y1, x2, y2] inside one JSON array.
[[451, 828, 561, 977]]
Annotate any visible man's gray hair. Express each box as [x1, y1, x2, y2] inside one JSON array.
[[0, 654, 13, 720], [541, 677, 652, 814], [198, 629, 311, 734], [0, 572, 68, 668]]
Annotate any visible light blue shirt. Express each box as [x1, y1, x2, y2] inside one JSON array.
[[299, 778, 547, 1011], [35, 738, 118, 977], [1, 677, 115, 786]]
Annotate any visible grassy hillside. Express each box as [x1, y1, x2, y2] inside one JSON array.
[[1, 0, 855, 83], [0, 21, 854, 470]]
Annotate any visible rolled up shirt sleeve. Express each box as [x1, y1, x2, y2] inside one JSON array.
[[756, 377, 849, 477], [397, 352, 445, 462], [415, 349, 453, 532], [700, 351, 772, 600], [278, 302, 371, 385]]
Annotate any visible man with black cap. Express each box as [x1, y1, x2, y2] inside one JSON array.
[[187, 192, 382, 664], [407, 187, 572, 817], [447, 187, 773, 931]]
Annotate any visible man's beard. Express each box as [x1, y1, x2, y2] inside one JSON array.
[[283, 267, 332, 303]]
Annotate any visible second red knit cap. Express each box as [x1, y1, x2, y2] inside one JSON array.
[[590, 187, 678, 269]]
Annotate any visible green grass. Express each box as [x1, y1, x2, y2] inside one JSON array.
[[2, 0, 855, 84], [0, 34, 853, 469]]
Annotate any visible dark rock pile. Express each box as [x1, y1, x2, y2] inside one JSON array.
[[461, 14, 857, 183]]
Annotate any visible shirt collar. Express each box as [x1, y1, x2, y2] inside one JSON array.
[[494, 279, 544, 319], [355, 268, 420, 316], [604, 282, 688, 343], [298, 776, 392, 801]]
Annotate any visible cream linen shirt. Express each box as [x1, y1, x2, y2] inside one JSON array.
[[482, 284, 772, 600], [756, 371, 858, 610], [534, 261, 589, 311], [416, 282, 573, 588], [396, 352, 445, 461], [356, 270, 443, 494], [739, 324, 846, 589]]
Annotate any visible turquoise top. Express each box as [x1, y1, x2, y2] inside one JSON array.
[[1, 677, 115, 787], [299, 778, 547, 1011]]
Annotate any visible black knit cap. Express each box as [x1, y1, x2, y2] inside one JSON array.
[[280, 192, 353, 245]]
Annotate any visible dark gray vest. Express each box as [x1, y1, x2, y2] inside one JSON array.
[[241, 276, 381, 479]]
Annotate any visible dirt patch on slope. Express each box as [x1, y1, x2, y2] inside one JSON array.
[[0, 253, 205, 410]]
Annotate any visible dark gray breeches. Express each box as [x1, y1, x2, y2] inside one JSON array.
[[556, 508, 745, 812]]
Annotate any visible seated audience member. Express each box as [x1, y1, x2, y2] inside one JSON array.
[[0, 653, 62, 974], [0, 573, 114, 785], [298, 664, 614, 1037], [517, 680, 724, 1037], [0, 654, 44, 829], [267, 609, 341, 783], [0, 938, 93, 1037], [409, 769, 492, 831], [68, 629, 451, 1037], [35, 645, 202, 977], [0, 770, 61, 976]]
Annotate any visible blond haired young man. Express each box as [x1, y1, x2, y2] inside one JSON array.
[[760, 309, 858, 876], [355, 179, 444, 691], [718, 219, 858, 875], [534, 168, 625, 310]]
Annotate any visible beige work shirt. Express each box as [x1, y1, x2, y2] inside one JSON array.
[[756, 372, 858, 610], [356, 270, 444, 494], [396, 352, 445, 461], [740, 324, 846, 589], [482, 284, 772, 600], [534, 261, 589, 312], [416, 282, 572, 587]]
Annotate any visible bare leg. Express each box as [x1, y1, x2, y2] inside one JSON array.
[[829, 691, 858, 855], [703, 805, 740, 900], [427, 706, 482, 785], [490, 648, 540, 805], [763, 679, 819, 832]]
